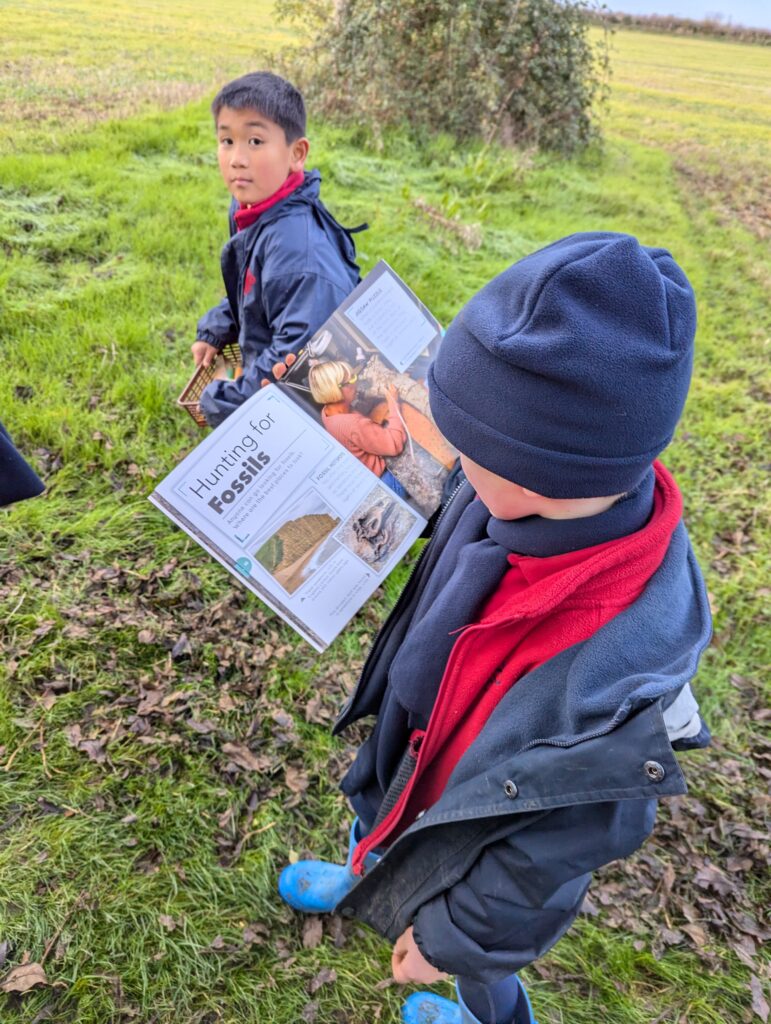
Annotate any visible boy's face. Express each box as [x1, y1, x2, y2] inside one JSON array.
[[216, 106, 309, 206], [459, 454, 622, 521]]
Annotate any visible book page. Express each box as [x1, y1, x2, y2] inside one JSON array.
[[151, 386, 426, 651], [342, 267, 438, 371], [281, 261, 455, 522]]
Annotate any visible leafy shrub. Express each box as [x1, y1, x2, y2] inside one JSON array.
[[277, 0, 610, 154]]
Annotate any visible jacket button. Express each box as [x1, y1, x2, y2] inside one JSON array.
[[503, 780, 518, 799], [644, 760, 666, 782], [340, 906, 355, 918]]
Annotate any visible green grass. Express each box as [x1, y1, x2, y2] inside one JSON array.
[[0, 0, 291, 153], [1, 10, 770, 1024]]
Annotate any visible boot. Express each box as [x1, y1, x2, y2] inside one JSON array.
[[401, 978, 536, 1024], [278, 819, 379, 914]]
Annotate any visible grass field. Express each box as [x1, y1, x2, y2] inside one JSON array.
[[1, 6, 769, 1023]]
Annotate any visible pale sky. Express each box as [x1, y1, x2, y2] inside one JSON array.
[[607, 0, 771, 29]]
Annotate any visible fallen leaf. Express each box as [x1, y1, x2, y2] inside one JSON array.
[[725, 856, 753, 873], [187, 719, 217, 735], [62, 623, 89, 640], [136, 689, 164, 716], [285, 765, 310, 795], [1, 962, 48, 993], [171, 635, 192, 660], [681, 922, 708, 947], [751, 976, 770, 1022], [694, 863, 735, 896], [272, 710, 295, 730], [222, 742, 269, 773], [160, 690, 189, 708], [304, 694, 326, 723], [65, 724, 107, 764], [308, 967, 337, 994], [218, 690, 237, 712], [243, 923, 269, 946], [302, 916, 323, 949]]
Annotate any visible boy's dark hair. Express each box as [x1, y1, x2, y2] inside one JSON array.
[[211, 71, 306, 142]]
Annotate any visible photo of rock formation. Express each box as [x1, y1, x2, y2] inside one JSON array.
[[338, 485, 417, 572], [254, 492, 341, 595]]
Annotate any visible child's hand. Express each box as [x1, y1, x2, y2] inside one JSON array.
[[386, 383, 400, 401], [391, 926, 449, 985], [260, 351, 297, 388], [191, 341, 219, 368]]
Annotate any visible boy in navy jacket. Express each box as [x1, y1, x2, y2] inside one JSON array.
[[192, 72, 360, 427], [278, 233, 712, 1024]]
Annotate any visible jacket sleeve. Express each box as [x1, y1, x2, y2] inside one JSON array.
[[196, 296, 238, 350], [198, 271, 350, 427], [255, 270, 351, 382], [411, 798, 657, 983]]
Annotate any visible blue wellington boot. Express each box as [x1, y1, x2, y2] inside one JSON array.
[[278, 819, 379, 914], [401, 978, 537, 1024]]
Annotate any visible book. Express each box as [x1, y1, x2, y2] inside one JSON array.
[[150, 261, 455, 651]]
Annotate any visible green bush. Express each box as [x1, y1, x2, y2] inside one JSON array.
[[278, 0, 610, 153]]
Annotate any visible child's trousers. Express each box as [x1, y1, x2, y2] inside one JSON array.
[[279, 820, 533, 1024], [457, 976, 520, 1024]]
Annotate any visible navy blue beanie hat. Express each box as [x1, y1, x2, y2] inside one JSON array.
[[428, 232, 696, 498]]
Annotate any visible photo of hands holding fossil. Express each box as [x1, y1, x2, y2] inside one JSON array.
[[273, 324, 457, 518]]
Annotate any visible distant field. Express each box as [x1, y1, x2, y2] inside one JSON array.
[[1, 8, 769, 1024], [597, 28, 771, 239], [0, 0, 285, 149]]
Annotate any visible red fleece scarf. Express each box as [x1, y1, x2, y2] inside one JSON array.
[[233, 170, 305, 231], [352, 462, 683, 873]]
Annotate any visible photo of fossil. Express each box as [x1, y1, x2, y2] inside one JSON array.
[[338, 485, 418, 573], [254, 491, 341, 595]]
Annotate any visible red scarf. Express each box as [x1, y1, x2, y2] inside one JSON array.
[[233, 170, 305, 231], [352, 462, 682, 873]]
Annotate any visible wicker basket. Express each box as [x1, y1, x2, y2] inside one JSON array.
[[177, 343, 243, 428]]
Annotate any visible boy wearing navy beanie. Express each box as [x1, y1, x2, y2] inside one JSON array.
[[279, 233, 712, 1024]]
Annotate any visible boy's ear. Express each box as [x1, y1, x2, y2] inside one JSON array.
[[290, 137, 310, 171]]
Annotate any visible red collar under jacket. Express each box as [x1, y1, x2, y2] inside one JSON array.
[[233, 170, 305, 231], [352, 461, 683, 873]]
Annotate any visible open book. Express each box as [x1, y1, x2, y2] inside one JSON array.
[[150, 261, 456, 651]]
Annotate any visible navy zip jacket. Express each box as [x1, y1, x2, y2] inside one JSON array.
[[197, 170, 361, 427], [332, 480, 712, 983]]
